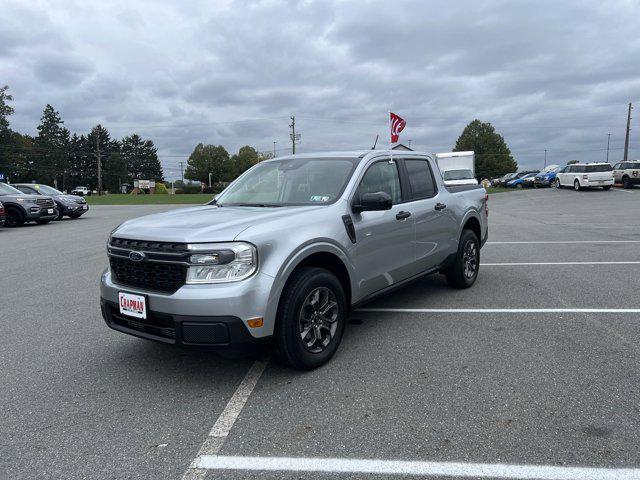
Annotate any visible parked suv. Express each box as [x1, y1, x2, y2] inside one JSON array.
[[555, 163, 614, 190], [13, 183, 89, 220], [71, 186, 90, 196], [612, 160, 640, 189], [0, 182, 58, 227], [101, 150, 489, 369]]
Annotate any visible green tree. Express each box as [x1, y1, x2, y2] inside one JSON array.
[[453, 120, 517, 180], [185, 144, 230, 184], [229, 145, 259, 179], [0, 85, 14, 136], [121, 134, 163, 182], [35, 104, 70, 188]]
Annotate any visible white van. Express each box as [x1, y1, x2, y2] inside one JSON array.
[[555, 163, 613, 191], [435, 151, 477, 186]]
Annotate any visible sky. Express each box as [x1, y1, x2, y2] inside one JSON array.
[[2, 0, 639, 180]]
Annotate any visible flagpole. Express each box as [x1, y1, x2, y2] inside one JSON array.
[[388, 110, 393, 162]]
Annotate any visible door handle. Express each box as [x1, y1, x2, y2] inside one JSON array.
[[396, 211, 411, 220], [434, 203, 447, 211]]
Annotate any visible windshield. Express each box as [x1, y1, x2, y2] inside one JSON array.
[[31, 184, 63, 195], [216, 157, 359, 206], [443, 169, 474, 181], [0, 183, 24, 195]]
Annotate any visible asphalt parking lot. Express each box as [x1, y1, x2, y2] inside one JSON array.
[[1, 186, 640, 480]]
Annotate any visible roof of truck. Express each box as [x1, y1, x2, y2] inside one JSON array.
[[274, 150, 431, 161]]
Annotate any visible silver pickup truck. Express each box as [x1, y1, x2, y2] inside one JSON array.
[[100, 150, 488, 369]]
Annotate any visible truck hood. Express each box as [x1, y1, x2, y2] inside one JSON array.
[[112, 204, 325, 243]]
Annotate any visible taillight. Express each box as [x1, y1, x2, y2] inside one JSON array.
[[484, 193, 489, 216]]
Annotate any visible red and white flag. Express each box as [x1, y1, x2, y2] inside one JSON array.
[[390, 112, 406, 143]]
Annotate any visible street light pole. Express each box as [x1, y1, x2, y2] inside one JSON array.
[[208, 172, 212, 188], [606, 133, 611, 163]]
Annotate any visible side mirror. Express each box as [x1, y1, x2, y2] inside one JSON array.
[[352, 191, 393, 213]]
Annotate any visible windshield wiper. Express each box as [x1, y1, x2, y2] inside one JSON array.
[[230, 203, 283, 207]]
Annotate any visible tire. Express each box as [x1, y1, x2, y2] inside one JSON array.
[[444, 229, 480, 289], [516, 183, 523, 189], [36, 219, 51, 224], [56, 209, 64, 220], [622, 176, 631, 189], [574, 179, 581, 191], [603, 185, 611, 190], [555, 178, 562, 189], [69, 213, 83, 219], [4, 207, 25, 227], [274, 267, 347, 370]]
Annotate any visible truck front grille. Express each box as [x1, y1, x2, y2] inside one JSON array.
[[110, 237, 188, 253], [36, 198, 55, 208], [109, 256, 187, 293]]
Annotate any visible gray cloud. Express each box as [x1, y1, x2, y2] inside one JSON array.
[[1, 0, 639, 178]]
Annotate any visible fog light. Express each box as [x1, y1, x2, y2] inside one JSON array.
[[247, 317, 263, 328]]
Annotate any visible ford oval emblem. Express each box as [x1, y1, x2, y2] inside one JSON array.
[[129, 251, 146, 262]]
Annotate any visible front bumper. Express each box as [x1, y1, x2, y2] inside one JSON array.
[[25, 206, 58, 221], [534, 178, 552, 186], [100, 269, 277, 347], [59, 202, 89, 215]]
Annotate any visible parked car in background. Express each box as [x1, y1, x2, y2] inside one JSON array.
[[0, 182, 58, 227], [507, 172, 539, 189], [612, 160, 640, 189], [493, 172, 518, 187], [555, 163, 613, 190], [13, 183, 89, 220], [442, 168, 478, 186], [101, 150, 489, 370], [71, 186, 90, 196], [0, 201, 5, 228], [534, 165, 560, 187]]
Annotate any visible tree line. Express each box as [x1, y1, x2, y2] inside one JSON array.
[[0, 85, 163, 192]]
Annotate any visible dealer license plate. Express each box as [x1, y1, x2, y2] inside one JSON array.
[[82, 205, 88, 210], [47, 208, 54, 214], [118, 292, 147, 319]]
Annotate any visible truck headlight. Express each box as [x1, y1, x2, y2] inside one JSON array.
[[186, 242, 257, 284]]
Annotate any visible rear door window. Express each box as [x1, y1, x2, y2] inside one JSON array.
[[404, 159, 437, 199]]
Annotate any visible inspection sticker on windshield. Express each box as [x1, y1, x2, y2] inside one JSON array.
[[118, 292, 147, 319], [310, 195, 331, 202]]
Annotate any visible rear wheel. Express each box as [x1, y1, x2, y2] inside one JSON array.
[[516, 183, 523, 189], [555, 178, 562, 188], [5, 207, 25, 227], [574, 179, 581, 191], [603, 185, 611, 190], [444, 229, 480, 289], [275, 267, 347, 370]]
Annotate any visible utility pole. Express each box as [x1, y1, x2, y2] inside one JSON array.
[[543, 149, 547, 169], [606, 133, 611, 163], [208, 172, 212, 188], [289, 116, 300, 154], [623, 102, 633, 162], [96, 135, 102, 195], [179, 161, 185, 183], [273, 141, 277, 157]]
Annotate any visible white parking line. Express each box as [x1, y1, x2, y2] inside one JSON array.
[[482, 261, 640, 266], [356, 308, 640, 313], [487, 240, 640, 244], [195, 455, 640, 480], [181, 360, 268, 480]]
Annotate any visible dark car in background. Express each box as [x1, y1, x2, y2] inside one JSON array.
[[0, 182, 58, 227], [13, 183, 89, 220]]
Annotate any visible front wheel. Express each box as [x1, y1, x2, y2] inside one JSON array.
[[555, 178, 562, 188], [5, 208, 25, 227], [622, 176, 631, 189], [444, 229, 480, 289], [603, 185, 611, 190], [574, 179, 581, 191], [36, 219, 51, 224], [275, 267, 347, 370]]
